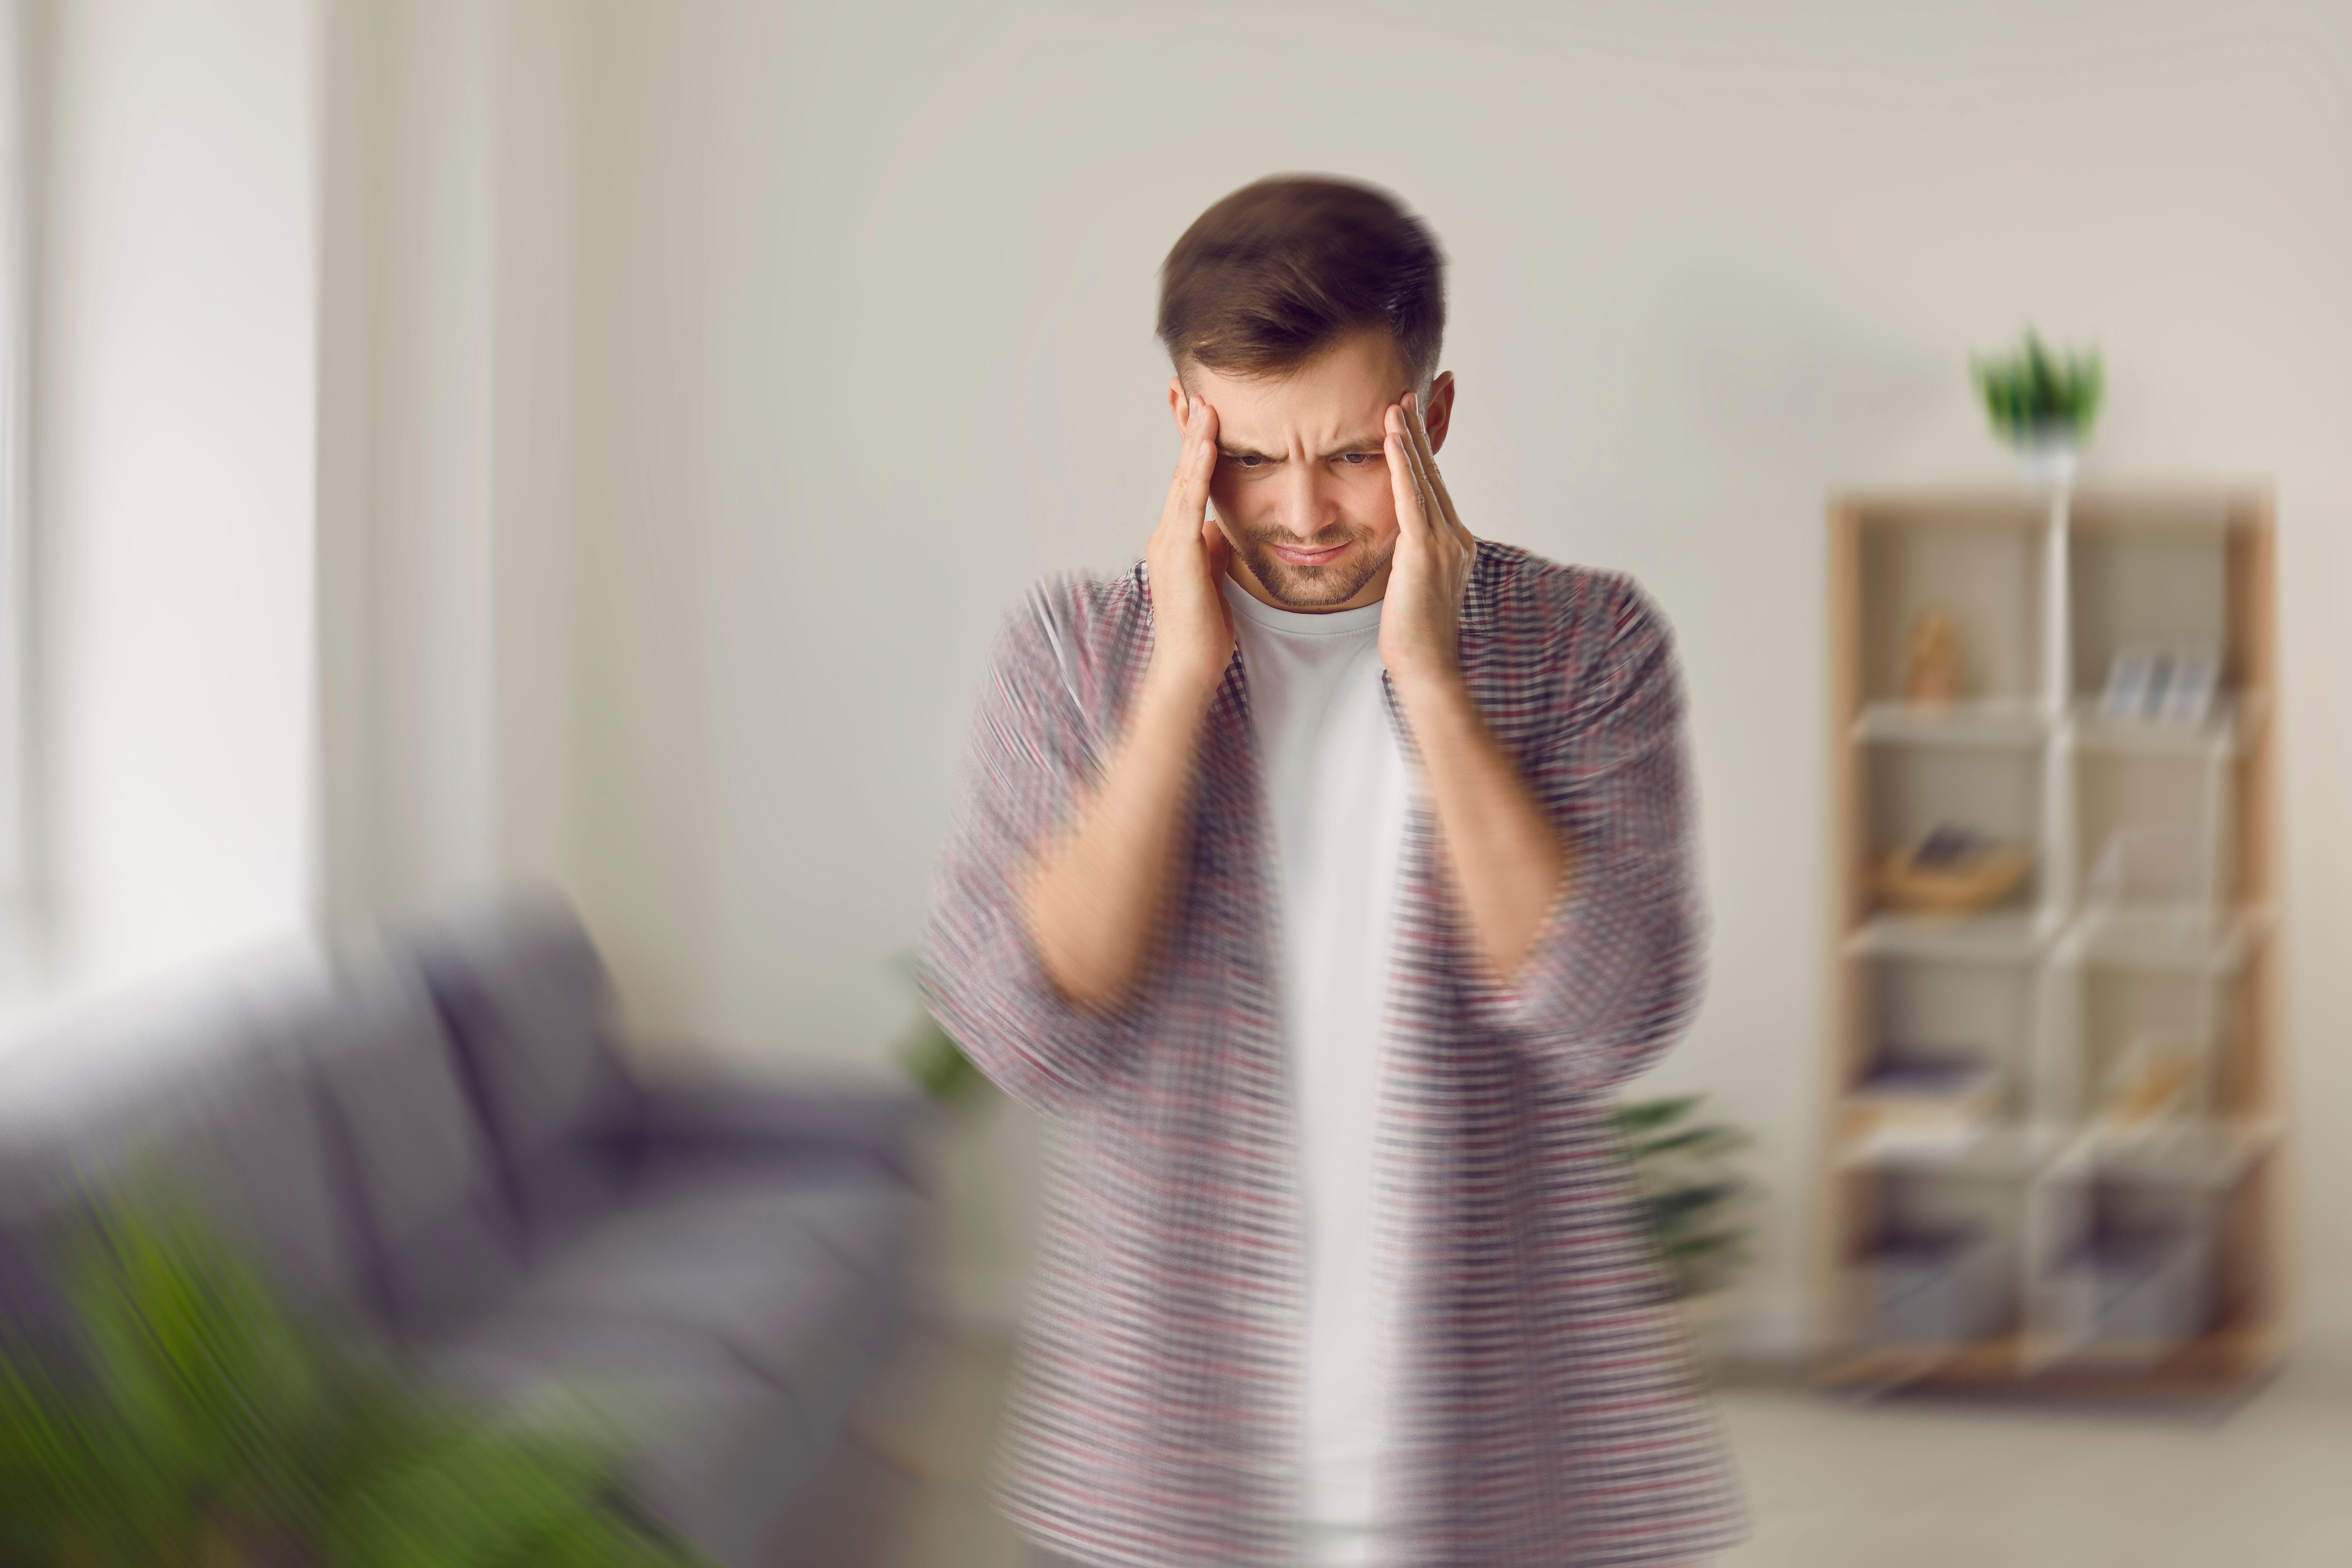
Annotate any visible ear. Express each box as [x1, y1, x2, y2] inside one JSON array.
[[1422, 371, 1458, 454], [1167, 375, 1192, 435]]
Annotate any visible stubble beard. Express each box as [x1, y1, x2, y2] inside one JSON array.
[[1231, 523, 1393, 610]]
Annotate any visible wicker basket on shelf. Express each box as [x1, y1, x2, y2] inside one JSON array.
[[1873, 828, 2035, 918]]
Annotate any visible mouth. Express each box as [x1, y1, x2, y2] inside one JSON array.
[[1268, 540, 1353, 568]]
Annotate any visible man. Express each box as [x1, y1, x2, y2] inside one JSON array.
[[920, 176, 1746, 1568]]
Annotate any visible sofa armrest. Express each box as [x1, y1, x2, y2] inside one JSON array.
[[624, 1081, 936, 1184]]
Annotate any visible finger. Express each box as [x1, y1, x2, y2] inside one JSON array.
[[1185, 399, 1223, 533], [1161, 399, 1218, 536], [1188, 401, 1220, 519], [1390, 400, 1442, 537], [1383, 404, 1431, 540], [1200, 506, 1231, 568], [1403, 392, 1470, 546]]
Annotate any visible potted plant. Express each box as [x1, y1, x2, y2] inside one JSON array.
[[1613, 1093, 1757, 1354], [1971, 328, 2104, 488], [0, 1184, 702, 1567]]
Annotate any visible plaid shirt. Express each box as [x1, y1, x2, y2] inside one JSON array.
[[919, 542, 1748, 1567]]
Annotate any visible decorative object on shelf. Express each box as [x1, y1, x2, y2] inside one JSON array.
[[2097, 643, 2219, 728], [1971, 328, 2104, 488], [1902, 605, 1967, 713], [1874, 823, 2036, 918], [1612, 1093, 1755, 1303], [2097, 1033, 2207, 1132], [1841, 1047, 2002, 1153]]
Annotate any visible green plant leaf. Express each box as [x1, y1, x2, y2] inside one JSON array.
[[1627, 1125, 1749, 1162], [1972, 327, 2104, 439], [892, 947, 994, 1104], [1610, 1090, 1757, 1299], [1612, 1093, 1706, 1135], [0, 1181, 702, 1568]]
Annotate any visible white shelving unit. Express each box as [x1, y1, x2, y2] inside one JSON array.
[[1819, 483, 2289, 1395]]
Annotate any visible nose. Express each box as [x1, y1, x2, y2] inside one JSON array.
[[1272, 462, 1344, 542]]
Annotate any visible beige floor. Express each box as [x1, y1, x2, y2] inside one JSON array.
[[770, 1334, 2352, 1568]]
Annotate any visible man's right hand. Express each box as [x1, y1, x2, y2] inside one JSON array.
[[1144, 396, 1235, 700], [1022, 396, 1234, 1011]]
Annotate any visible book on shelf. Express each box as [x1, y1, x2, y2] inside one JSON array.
[[1841, 1049, 2001, 1153], [2097, 643, 2220, 729]]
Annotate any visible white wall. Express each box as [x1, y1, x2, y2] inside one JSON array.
[[33, 0, 321, 997], [314, 0, 581, 932], [19, 0, 583, 1036], [566, 0, 2352, 1356]]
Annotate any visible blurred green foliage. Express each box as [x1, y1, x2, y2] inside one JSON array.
[[0, 1184, 703, 1568], [1972, 328, 2105, 442], [1613, 1093, 1756, 1301], [892, 952, 990, 1105]]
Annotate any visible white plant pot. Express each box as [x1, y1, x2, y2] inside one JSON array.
[[2012, 429, 2081, 490]]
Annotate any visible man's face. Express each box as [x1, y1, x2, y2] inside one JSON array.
[[1169, 330, 1453, 612]]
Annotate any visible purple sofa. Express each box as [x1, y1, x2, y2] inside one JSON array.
[[0, 890, 927, 1566]]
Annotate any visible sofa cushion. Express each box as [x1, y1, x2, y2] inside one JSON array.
[[297, 960, 524, 1336], [404, 890, 643, 1240], [491, 1165, 909, 1402], [631, 1082, 934, 1185], [423, 1164, 913, 1565], [0, 946, 368, 1349], [427, 1313, 841, 1567], [146, 1034, 364, 1312]]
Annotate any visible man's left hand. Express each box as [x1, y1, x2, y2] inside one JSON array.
[[1379, 390, 1476, 691]]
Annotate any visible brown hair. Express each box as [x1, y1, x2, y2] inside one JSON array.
[[1157, 175, 1446, 389]]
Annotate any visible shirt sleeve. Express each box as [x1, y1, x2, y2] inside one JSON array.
[[916, 584, 1146, 1116], [1455, 573, 1710, 1093]]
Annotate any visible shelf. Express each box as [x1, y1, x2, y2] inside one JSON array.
[[1832, 1121, 2066, 1176], [1843, 908, 2061, 964], [2075, 1117, 2285, 1188], [2071, 694, 2261, 758], [1841, 905, 2269, 972], [1834, 1117, 2285, 1190], [1853, 698, 2051, 749], [1818, 1334, 2030, 1387], [2042, 1324, 2288, 1386], [1827, 485, 2283, 1401], [2059, 904, 2272, 973], [1819, 1323, 2285, 1393]]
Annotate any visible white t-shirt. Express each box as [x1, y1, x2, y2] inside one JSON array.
[[1222, 575, 1411, 1568]]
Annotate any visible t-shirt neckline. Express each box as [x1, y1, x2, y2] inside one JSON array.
[[1220, 574, 1384, 637]]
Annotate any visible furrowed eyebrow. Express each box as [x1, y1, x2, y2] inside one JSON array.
[[1217, 435, 1387, 462]]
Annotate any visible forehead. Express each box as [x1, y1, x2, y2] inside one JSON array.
[[1189, 330, 1407, 447]]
